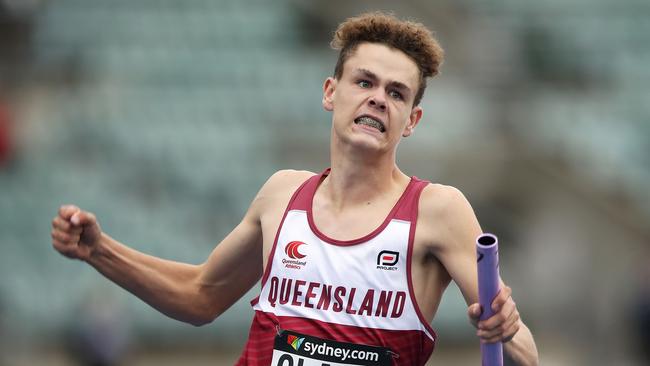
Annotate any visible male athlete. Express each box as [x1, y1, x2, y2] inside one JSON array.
[[51, 12, 539, 366]]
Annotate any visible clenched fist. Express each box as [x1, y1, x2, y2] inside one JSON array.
[[51, 205, 102, 261]]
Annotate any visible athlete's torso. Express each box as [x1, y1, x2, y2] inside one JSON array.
[[236, 169, 440, 366]]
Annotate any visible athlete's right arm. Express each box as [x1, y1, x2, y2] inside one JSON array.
[[50, 174, 284, 326]]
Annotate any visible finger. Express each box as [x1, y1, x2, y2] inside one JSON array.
[[51, 229, 79, 244], [480, 298, 516, 330], [477, 314, 516, 339], [58, 205, 80, 221], [478, 306, 520, 339], [70, 210, 96, 227], [52, 216, 71, 231], [502, 320, 520, 343], [468, 303, 482, 318], [467, 303, 482, 328], [491, 286, 512, 312], [501, 311, 520, 337], [52, 239, 77, 259], [481, 319, 520, 344], [52, 216, 83, 235]]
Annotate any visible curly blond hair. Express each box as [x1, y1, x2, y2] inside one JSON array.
[[331, 12, 444, 106]]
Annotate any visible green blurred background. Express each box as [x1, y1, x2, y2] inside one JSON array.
[[0, 0, 649, 365]]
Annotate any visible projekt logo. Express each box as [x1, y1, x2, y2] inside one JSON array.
[[377, 250, 399, 266], [376, 250, 399, 271]]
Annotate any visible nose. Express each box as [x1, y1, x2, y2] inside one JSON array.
[[368, 94, 386, 112]]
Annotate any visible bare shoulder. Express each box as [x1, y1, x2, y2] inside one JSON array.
[[419, 183, 473, 216], [261, 169, 316, 195], [244, 169, 315, 223], [252, 169, 315, 207], [417, 183, 482, 252]]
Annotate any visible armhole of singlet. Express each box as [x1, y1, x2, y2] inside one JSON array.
[[254, 174, 317, 304], [406, 181, 438, 344]]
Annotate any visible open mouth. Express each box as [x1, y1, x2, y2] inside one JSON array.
[[354, 116, 386, 133]]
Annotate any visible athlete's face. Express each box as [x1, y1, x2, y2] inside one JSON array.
[[322, 43, 423, 153]]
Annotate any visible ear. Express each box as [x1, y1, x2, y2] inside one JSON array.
[[322, 77, 337, 111], [403, 106, 423, 137]]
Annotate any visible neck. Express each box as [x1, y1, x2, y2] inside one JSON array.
[[324, 137, 408, 211]]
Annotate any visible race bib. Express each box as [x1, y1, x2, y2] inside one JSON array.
[[271, 329, 394, 366]]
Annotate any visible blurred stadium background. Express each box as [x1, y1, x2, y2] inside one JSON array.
[[0, 0, 649, 365]]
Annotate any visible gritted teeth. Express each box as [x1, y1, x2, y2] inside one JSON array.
[[354, 116, 385, 132]]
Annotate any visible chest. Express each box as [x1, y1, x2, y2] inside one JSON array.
[[257, 210, 416, 326], [260, 196, 398, 267], [272, 210, 411, 276], [310, 198, 399, 242]]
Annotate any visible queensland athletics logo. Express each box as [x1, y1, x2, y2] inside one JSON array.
[[285, 241, 307, 259], [376, 250, 399, 271], [283, 241, 308, 269], [287, 334, 305, 351]]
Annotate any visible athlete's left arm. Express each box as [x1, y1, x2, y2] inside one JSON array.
[[421, 185, 539, 366]]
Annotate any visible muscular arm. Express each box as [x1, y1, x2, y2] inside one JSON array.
[[87, 211, 263, 326], [52, 171, 302, 326], [422, 185, 539, 365]]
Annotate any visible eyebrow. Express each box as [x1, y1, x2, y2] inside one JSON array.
[[354, 68, 412, 95]]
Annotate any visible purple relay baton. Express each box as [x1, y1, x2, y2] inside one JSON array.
[[476, 233, 503, 366]]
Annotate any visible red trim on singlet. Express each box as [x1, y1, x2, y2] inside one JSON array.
[[405, 180, 439, 342], [305, 169, 418, 246], [286, 169, 324, 211], [393, 175, 423, 221]]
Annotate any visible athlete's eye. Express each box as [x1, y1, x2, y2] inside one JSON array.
[[388, 90, 403, 100], [357, 80, 372, 88]]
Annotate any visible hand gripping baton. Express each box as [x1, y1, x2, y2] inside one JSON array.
[[476, 233, 503, 366]]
